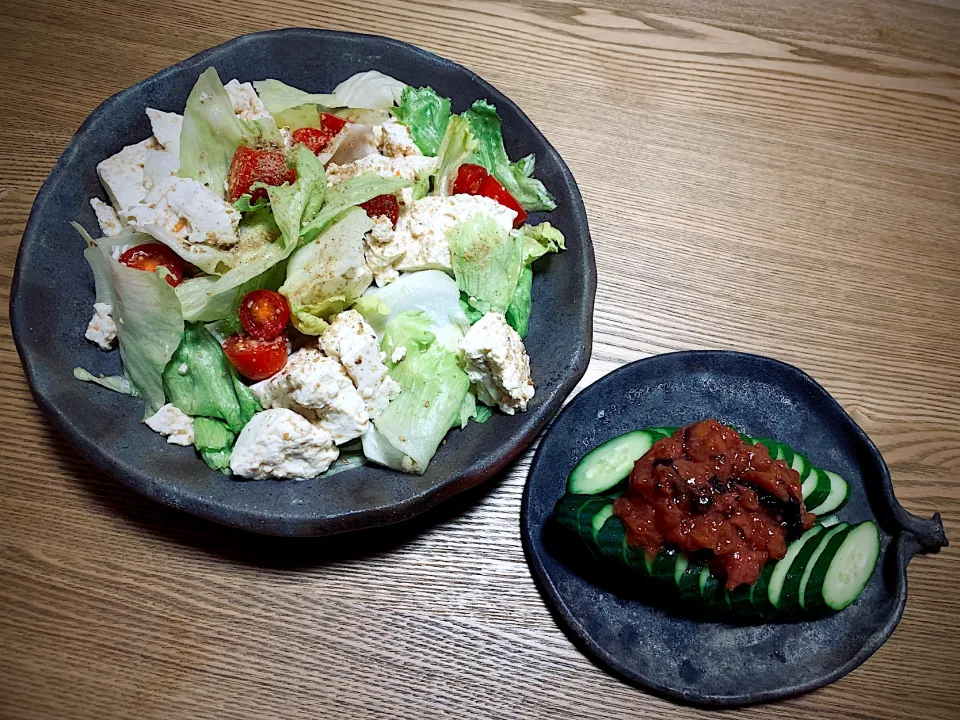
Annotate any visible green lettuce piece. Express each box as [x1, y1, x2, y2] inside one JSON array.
[[75, 224, 184, 416], [179, 68, 273, 197], [393, 86, 451, 156], [473, 404, 493, 424], [300, 173, 412, 242], [193, 417, 235, 473], [266, 146, 327, 249], [449, 213, 523, 314], [73, 368, 134, 395], [461, 100, 556, 212], [280, 207, 373, 334], [505, 266, 533, 339], [459, 390, 476, 429], [253, 79, 337, 115], [433, 115, 477, 196], [162, 323, 260, 433], [233, 195, 270, 213], [373, 333, 470, 470], [458, 293, 483, 325], [273, 103, 321, 130], [517, 222, 566, 265], [381, 311, 435, 369], [411, 172, 432, 201]]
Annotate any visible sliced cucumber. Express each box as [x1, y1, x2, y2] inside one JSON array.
[[698, 566, 726, 610], [647, 548, 681, 585], [749, 563, 776, 615], [596, 514, 628, 562], [820, 522, 880, 611], [802, 467, 832, 511], [677, 561, 704, 601], [553, 494, 596, 537], [647, 426, 678, 439], [779, 442, 794, 467], [799, 523, 849, 609], [768, 525, 824, 609], [567, 431, 657, 495], [590, 504, 616, 544], [808, 470, 850, 515], [778, 525, 828, 612], [802, 525, 855, 612], [673, 553, 689, 585], [790, 451, 809, 478]]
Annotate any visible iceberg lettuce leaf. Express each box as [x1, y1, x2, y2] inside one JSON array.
[[433, 115, 477, 197], [193, 417, 235, 473], [331, 71, 406, 110], [300, 173, 412, 241], [393, 86, 451, 156], [252, 79, 337, 115], [505, 266, 533, 339], [517, 221, 566, 265], [448, 213, 523, 314]]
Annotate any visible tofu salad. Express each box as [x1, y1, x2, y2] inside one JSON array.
[[75, 68, 565, 479]]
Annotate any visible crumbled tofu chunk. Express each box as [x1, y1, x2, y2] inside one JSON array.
[[460, 312, 535, 415], [145, 108, 182, 158], [224, 79, 272, 122], [85, 302, 116, 350], [144, 403, 195, 446], [321, 310, 401, 418], [251, 346, 370, 445], [96, 137, 162, 216], [391, 345, 407, 364], [375, 119, 423, 158], [230, 408, 338, 480], [126, 176, 240, 248], [326, 154, 437, 206], [364, 194, 516, 285], [90, 198, 122, 237]]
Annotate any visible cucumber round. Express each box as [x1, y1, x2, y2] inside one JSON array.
[[567, 431, 656, 495], [698, 566, 727, 611], [590, 504, 616, 544], [799, 523, 849, 609], [820, 522, 880, 611], [778, 525, 828, 612], [802, 467, 832, 511], [768, 525, 824, 609], [790, 451, 809, 478], [673, 553, 690, 586], [677, 562, 704, 601], [802, 525, 855, 611], [808, 470, 850, 515], [779, 442, 794, 467], [753, 437, 779, 458], [648, 426, 679, 439], [749, 563, 777, 615], [596, 515, 628, 562]]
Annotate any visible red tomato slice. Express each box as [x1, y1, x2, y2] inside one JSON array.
[[239, 289, 290, 340], [118, 244, 184, 287], [358, 194, 400, 229], [291, 113, 350, 155], [477, 175, 527, 227], [223, 334, 288, 381], [452, 163, 489, 195], [227, 147, 296, 203]]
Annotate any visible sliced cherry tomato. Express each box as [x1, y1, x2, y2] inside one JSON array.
[[227, 147, 296, 203], [239, 289, 290, 340], [476, 175, 527, 227], [359, 194, 400, 228], [223, 334, 288, 381], [291, 113, 350, 154], [452, 163, 489, 195], [118, 244, 184, 287]]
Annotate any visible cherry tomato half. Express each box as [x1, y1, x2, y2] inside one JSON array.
[[292, 113, 350, 155], [452, 163, 489, 195], [223, 334, 288, 381], [477, 175, 527, 227], [227, 147, 296, 203], [359, 194, 400, 229], [239, 289, 290, 340], [118, 244, 184, 287]]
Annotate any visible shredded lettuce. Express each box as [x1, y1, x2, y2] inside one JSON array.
[[473, 403, 494, 424], [517, 222, 566, 265], [161, 323, 260, 433], [458, 293, 484, 325], [266, 146, 326, 249], [380, 311, 436, 369], [254, 72, 405, 115], [280, 207, 373, 334], [434, 115, 477, 196], [253, 79, 337, 114], [461, 100, 556, 212], [449, 213, 523, 315], [73, 368, 133, 395], [393, 86, 451, 156], [233, 195, 270, 213], [179, 68, 270, 197], [75, 223, 184, 416], [505, 266, 533, 339], [299, 173, 412, 242], [274, 103, 321, 131]]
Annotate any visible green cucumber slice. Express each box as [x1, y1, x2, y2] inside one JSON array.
[[779, 525, 828, 612], [799, 523, 849, 609], [768, 525, 824, 609], [677, 562, 704, 601], [749, 563, 776, 615], [648, 426, 679, 439], [590, 504, 616, 544], [567, 431, 657, 495], [821, 522, 880, 610], [778, 442, 794, 466], [596, 515, 628, 562], [553, 494, 596, 537], [791, 451, 809, 478], [753, 437, 779, 458], [803, 467, 832, 511], [674, 553, 689, 586], [808, 470, 850, 515], [698, 566, 726, 610]]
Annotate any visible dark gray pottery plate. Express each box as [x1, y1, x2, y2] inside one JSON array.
[[520, 351, 946, 706], [11, 29, 595, 536]]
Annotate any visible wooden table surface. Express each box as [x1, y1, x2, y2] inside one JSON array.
[[2, 1, 959, 718]]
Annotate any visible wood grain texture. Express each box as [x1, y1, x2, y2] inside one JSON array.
[[1, 0, 959, 717]]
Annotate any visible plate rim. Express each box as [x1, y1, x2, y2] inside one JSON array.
[[520, 349, 946, 706], [10, 27, 597, 536]]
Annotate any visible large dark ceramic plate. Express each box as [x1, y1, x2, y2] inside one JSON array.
[[11, 29, 595, 536], [521, 351, 946, 706]]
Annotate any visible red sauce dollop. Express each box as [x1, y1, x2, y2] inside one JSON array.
[[613, 419, 815, 590]]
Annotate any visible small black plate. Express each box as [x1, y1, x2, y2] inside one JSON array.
[[520, 351, 946, 706], [10, 29, 596, 536]]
